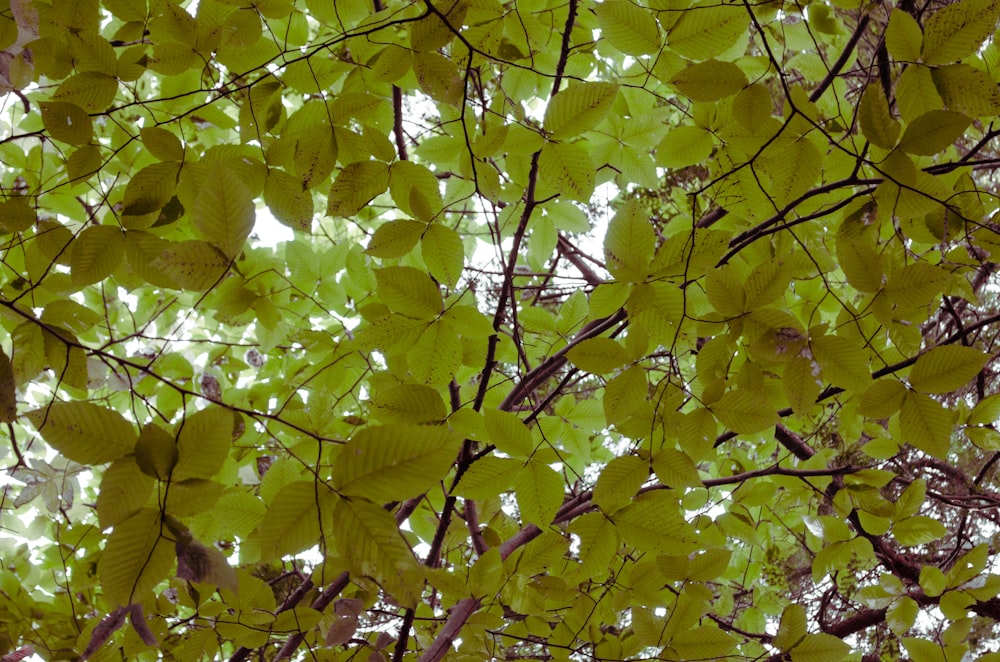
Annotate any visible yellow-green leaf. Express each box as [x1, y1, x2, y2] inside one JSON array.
[[897, 110, 971, 156], [369, 384, 447, 424], [70, 225, 125, 288], [485, 408, 535, 457], [374, 266, 442, 319], [604, 199, 654, 283], [515, 460, 563, 526], [366, 219, 424, 259], [655, 125, 714, 169], [886, 9, 923, 62], [174, 406, 234, 481], [900, 391, 952, 459], [333, 497, 423, 607], [40, 101, 93, 145], [327, 161, 390, 217], [595, 1, 661, 55], [670, 59, 747, 102], [421, 223, 464, 286], [331, 424, 461, 502], [543, 81, 619, 139], [909, 345, 990, 394], [567, 337, 631, 374], [592, 455, 648, 511], [790, 632, 850, 662], [537, 141, 596, 203], [140, 126, 184, 161], [811, 335, 871, 391], [667, 2, 746, 60], [97, 458, 155, 530], [193, 167, 255, 259], [711, 388, 779, 434], [258, 481, 333, 560], [774, 604, 807, 650], [922, 0, 1000, 65], [134, 424, 178, 480], [27, 401, 136, 465], [652, 448, 701, 489], [98, 508, 174, 606], [859, 85, 900, 149]]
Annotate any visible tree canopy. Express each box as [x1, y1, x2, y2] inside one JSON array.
[[3, 0, 1000, 660]]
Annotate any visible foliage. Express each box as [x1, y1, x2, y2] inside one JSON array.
[[3, 0, 1000, 660]]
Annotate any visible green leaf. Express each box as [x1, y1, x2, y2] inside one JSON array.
[[98, 508, 175, 606], [783, 355, 823, 415], [515, 460, 563, 526], [922, 0, 1000, 65], [790, 632, 850, 662], [894, 515, 948, 546], [485, 409, 535, 457], [909, 345, 990, 394], [366, 219, 425, 259], [859, 85, 900, 149], [543, 81, 619, 139], [140, 126, 184, 162], [455, 455, 522, 500], [897, 110, 971, 156], [193, 167, 255, 259], [887, 596, 919, 634], [374, 266, 442, 319], [0, 197, 36, 232], [655, 125, 714, 169], [52, 71, 117, 114], [27, 402, 137, 465], [207, 490, 266, 540], [810, 335, 871, 391], [900, 391, 952, 459], [147, 239, 230, 291], [97, 458, 156, 530], [333, 497, 423, 607], [667, 2, 746, 60], [537, 141, 596, 203], [595, 1, 661, 55], [592, 455, 648, 511], [409, 319, 462, 385], [711, 388, 779, 434], [652, 448, 701, 489], [70, 225, 125, 288], [604, 199, 654, 283], [886, 9, 923, 62], [389, 160, 443, 221], [566, 337, 631, 374], [258, 481, 333, 560], [920, 565, 948, 596], [612, 491, 692, 554], [174, 406, 234, 481], [774, 604, 807, 651], [933, 64, 1000, 117], [670, 60, 748, 102], [859, 380, 907, 418], [40, 101, 93, 145], [369, 384, 447, 424], [668, 625, 738, 660], [121, 162, 181, 229], [421, 223, 464, 286], [263, 170, 313, 232], [327, 161, 390, 217], [902, 637, 948, 662], [331, 424, 461, 502], [969, 393, 1000, 425], [134, 424, 178, 480]]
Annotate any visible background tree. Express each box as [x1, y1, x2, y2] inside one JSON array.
[[2, 0, 1000, 660]]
